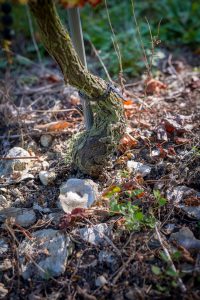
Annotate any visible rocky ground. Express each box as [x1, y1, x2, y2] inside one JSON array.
[[0, 54, 200, 299]]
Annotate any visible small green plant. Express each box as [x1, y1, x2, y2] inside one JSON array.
[[110, 191, 156, 231], [153, 190, 167, 207], [192, 146, 200, 156]]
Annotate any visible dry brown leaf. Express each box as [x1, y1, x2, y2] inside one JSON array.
[[174, 137, 191, 145], [118, 134, 138, 153], [35, 121, 71, 132], [145, 78, 167, 95]]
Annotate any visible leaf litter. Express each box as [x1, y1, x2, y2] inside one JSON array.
[[0, 56, 200, 299]]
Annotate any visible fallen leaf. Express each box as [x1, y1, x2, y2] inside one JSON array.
[[123, 99, 133, 106], [70, 95, 80, 105], [174, 137, 191, 145], [118, 134, 138, 152], [35, 121, 71, 132], [44, 74, 61, 83], [145, 78, 167, 95]]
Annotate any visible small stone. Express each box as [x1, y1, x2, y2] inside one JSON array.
[[33, 203, 51, 213], [151, 149, 160, 158], [0, 195, 10, 209], [95, 275, 107, 287], [0, 147, 31, 176], [0, 258, 12, 271], [166, 186, 195, 203], [181, 206, 200, 220], [14, 209, 36, 228], [59, 178, 98, 213], [42, 161, 49, 170], [0, 207, 23, 222], [39, 171, 56, 186], [40, 134, 53, 148], [0, 238, 9, 255], [166, 186, 200, 220], [170, 227, 200, 251], [18, 229, 73, 279], [127, 161, 151, 177], [44, 212, 64, 226], [162, 223, 175, 235], [77, 223, 111, 246], [98, 250, 118, 270], [0, 283, 8, 298]]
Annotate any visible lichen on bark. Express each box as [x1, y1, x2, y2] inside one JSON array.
[[28, 0, 125, 177]]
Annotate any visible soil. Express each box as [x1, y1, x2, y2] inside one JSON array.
[[0, 51, 200, 300]]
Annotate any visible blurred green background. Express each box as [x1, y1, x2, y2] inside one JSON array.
[[1, 0, 200, 78]]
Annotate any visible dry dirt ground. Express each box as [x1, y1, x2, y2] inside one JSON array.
[[0, 54, 200, 299]]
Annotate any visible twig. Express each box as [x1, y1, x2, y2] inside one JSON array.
[[112, 252, 135, 284], [104, 0, 125, 92], [89, 39, 113, 83], [0, 156, 39, 160], [155, 224, 186, 293], [84, 218, 121, 257], [26, 4, 43, 67]]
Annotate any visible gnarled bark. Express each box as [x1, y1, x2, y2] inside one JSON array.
[[28, 0, 125, 177]]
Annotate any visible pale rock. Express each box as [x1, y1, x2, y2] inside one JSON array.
[[39, 170, 56, 186], [166, 186, 200, 220], [95, 275, 107, 287], [0, 195, 10, 209], [59, 178, 98, 213], [14, 209, 36, 228], [98, 250, 118, 271], [33, 203, 51, 213], [166, 185, 195, 203], [0, 207, 25, 222], [0, 208, 36, 227], [170, 227, 200, 250], [77, 223, 111, 246], [42, 161, 49, 170], [0, 147, 31, 176], [127, 161, 151, 177], [0, 258, 12, 271], [18, 229, 73, 279], [0, 238, 9, 255], [40, 134, 53, 148], [0, 283, 8, 298]]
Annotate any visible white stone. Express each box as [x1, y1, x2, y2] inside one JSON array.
[[0, 195, 10, 209], [95, 275, 107, 287], [42, 161, 49, 170], [18, 229, 73, 279], [14, 209, 36, 228], [166, 186, 200, 220], [40, 134, 53, 148], [127, 161, 151, 177], [39, 171, 56, 186], [0, 147, 31, 176], [0, 238, 9, 255], [59, 178, 98, 213], [77, 223, 111, 246]]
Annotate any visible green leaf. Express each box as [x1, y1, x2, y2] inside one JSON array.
[[152, 265, 162, 275], [160, 251, 169, 263], [166, 267, 178, 277], [158, 198, 167, 207]]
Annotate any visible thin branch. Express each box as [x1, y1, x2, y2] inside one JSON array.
[[155, 224, 186, 293], [89, 39, 113, 83], [25, 4, 43, 67], [130, 0, 150, 76]]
